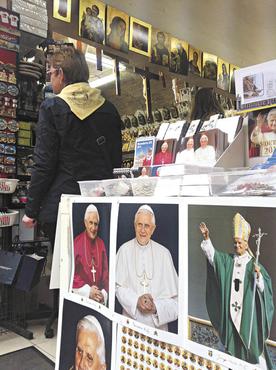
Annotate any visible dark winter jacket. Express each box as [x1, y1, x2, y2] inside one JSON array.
[[25, 96, 122, 223]]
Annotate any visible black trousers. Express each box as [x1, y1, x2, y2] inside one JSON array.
[[41, 222, 57, 253], [40, 221, 59, 335]]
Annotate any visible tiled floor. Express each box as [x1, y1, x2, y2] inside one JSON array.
[[0, 319, 57, 363]]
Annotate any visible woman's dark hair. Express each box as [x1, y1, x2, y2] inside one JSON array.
[[190, 87, 224, 121], [50, 46, 89, 85]]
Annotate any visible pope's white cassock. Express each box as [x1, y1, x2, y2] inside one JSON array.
[[116, 238, 178, 331]]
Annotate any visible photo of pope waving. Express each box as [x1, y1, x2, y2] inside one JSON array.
[[199, 214, 274, 369]]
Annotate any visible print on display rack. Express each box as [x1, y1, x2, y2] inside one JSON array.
[[248, 107, 276, 162], [114, 198, 186, 345], [70, 199, 112, 309], [187, 197, 276, 370], [55, 293, 115, 370]]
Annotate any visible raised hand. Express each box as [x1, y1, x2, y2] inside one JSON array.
[[199, 222, 209, 240]]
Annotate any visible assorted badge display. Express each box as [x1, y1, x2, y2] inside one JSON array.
[[0, 7, 19, 177]]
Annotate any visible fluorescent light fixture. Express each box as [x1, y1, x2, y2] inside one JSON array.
[[85, 52, 126, 71], [89, 74, 116, 88]]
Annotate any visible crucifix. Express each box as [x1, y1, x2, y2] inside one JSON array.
[[135, 66, 159, 123], [140, 271, 149, 294], [91, 257, 97, 283], [91, 265, 96, 283]]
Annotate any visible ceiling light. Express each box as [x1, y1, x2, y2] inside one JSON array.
[[89, 74, 116, 88], [85, 52, 126, 71]]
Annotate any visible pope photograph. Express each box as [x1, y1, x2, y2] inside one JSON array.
[[115, 203, 179, 333], [57, 298, 112, 370], [188, 204, 275, 369], [71, 203, 111, 306]]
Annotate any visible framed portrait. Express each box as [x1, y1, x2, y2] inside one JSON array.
[[70, 199, 114, 309], [129, 16, 152, 57], [217, 58, 230, 91], [188, 45, 202, 76], [229, 64, 239, 94], [53, 0, 72, 23], [153, 139, 177, 165], [170, 37, 189, 75], [56, 294, 115, 370], [202, 52, 218, 81], [192, 130, 219, 167], [79, 0, 106, 45], [248, 107, 276, 160], [187, 197, 276, 369], [114, 198, 185, 346], [151, 28, 170, 67], [106, 5, 129, 53]]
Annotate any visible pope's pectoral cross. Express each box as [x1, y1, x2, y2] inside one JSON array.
[[234, 278, 241, 292], [232, 301, 241, 312], [91, 258, 96, 283], [140, 271, 149, 294]]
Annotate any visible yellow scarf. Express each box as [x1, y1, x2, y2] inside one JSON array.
[[58, 82, 105, 120]]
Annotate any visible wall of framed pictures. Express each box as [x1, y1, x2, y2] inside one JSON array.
[[49, 0, 238, 96]]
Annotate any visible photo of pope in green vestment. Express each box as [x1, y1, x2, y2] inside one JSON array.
[[199, 213, 274, 369]]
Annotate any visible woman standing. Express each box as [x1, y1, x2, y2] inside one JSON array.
[[22, 46, 122, 336]]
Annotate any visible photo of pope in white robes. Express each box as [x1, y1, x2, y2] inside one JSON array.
[[115, 203, 179, 333]]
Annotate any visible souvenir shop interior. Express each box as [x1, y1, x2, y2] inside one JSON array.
[[0, 0, 276, 369]]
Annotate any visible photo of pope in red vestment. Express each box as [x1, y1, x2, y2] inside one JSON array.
[[73, 204, 109, 305], [153, 140, 173, 165]]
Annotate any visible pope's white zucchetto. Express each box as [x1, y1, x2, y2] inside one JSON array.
[[136, 204, 155, 224], [84, 204, 99, 220]]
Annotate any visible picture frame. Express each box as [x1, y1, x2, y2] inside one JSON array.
[[170, 37, 189, 75], [53, 0, 72, 23], [129, 16, 152, 57], [151, 27, 171, 67], [217, 58, 230, 91], [79, 0, 106, 45], [202, 52, 218, 81], [188, 45, 202, 76], [106, 5, 129, 53]]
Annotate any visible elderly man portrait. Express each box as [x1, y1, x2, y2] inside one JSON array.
[[153, 140, 173, 165], [251, 108, 276, 157], [69, 315, 106, 370], [199, 213, 274, 368], [194, 134, 216, 166], [73, 204, 109, 305], [116, 204, 178, 331]]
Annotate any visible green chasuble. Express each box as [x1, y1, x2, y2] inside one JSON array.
[[206, 250, 274, 368]]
